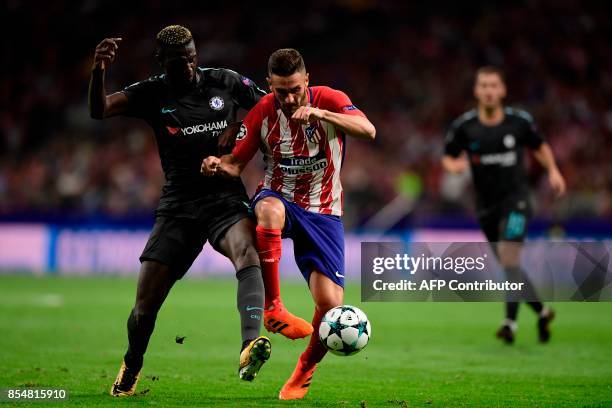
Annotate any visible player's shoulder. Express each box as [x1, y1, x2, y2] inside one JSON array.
[[450, 109, 478, 130], [504, 106, 535, 125], [248, 93, 276, 115], [259, 93, 277, 111], [199, 67, 250, 87], [123, 74, 164, 92], [312, 85, 345, 99], [200, 67, 265, 97], [312, 85, 336, 94], [312, 86, 357, 112], [199, 67, 234, 83]]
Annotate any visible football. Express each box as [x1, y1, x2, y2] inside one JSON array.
[[319, 305, 371, 356]]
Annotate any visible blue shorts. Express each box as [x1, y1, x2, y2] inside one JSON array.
[[252, 189, 345, 287]]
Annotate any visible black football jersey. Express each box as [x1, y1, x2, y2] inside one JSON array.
[[121, 67, 266, 215], [444, 107, 544, 210]]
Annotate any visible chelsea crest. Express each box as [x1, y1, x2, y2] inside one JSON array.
[[209, 96, 224, 111]]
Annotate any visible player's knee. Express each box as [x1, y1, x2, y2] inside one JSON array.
[[255, 199, 285, 229], [499, 256, 519, 268], [134, 292, 164, 316], [316, 301, 342, 314], [315, 295, 343, 314], [132, 300, 158, 319], [498, 242, 521, 267], [140, 260, 167, 276], [134, 261, 171, 315], [233, 242, 260, 271]]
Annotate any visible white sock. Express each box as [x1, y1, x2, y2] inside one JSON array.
[[539, 307, 551, 318], [503, 319, 518, 332]]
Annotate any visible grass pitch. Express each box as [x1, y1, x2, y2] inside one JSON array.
[[0, 275, 611, 407]]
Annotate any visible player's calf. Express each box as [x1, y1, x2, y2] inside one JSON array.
[[278, 272, 343, 399]]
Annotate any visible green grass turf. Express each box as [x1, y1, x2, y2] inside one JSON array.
[[0, 275, 611, 407]]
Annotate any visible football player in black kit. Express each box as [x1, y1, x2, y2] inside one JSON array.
[[88, 25, 271, 396], [442, 66, 566, 345]]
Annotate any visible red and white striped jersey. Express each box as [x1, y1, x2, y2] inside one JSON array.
[[232, 86, 365, 216]]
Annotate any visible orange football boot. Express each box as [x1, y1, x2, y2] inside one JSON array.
[[278, 358, 318, 400], [264, 298, 313, 340]]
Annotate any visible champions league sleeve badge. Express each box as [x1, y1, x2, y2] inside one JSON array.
[[236, 123, 248, 141], [241, 76, 252, 86]]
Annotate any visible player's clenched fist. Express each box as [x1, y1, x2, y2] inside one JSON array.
[[201, 156, 221, 176], [291, 106, 325, 125], [93, 37, 122, 70]]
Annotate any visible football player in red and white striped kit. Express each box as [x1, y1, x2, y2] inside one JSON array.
[[202, 48, 375, 399]]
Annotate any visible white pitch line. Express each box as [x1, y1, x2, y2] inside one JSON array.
[[0, 293, 64, 308]]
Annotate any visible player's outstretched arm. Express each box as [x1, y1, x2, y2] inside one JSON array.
[[532, 143, 566, 197], [291, 106, 376, 141], [88, 37, 129, 119], [201, 154, 246, 178], [441, 154, 469, 174], [324, 110, 376, 141]]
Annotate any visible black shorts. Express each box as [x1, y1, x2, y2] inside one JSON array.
[[477, 196, 531, 243], [139, 195, 250, 278]]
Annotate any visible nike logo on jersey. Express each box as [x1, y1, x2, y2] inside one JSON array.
[[246, 306, 264, 311], [335, 271, 345, 279], [161, 107, 177, 113]]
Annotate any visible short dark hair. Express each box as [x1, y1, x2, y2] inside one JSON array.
[[155, 25, 193, 49], [268, 48, 306, 76], [475, 66, 505, 83]]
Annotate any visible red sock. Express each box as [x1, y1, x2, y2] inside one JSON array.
[[255, 225, 282, 309], [300, 308, 327, 366]]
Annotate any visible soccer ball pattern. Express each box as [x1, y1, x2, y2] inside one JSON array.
[[319, 305, 371, 356]]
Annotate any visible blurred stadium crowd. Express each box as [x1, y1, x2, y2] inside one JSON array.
[[1, 0, 610, 228]]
